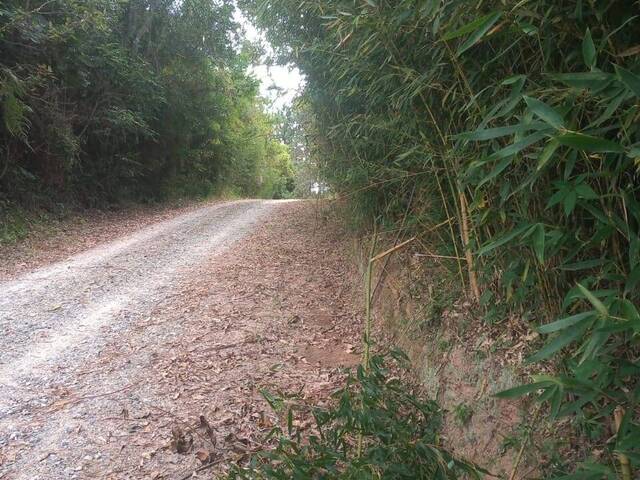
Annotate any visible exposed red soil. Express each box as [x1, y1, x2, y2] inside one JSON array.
[[373, 253, 540, 478]]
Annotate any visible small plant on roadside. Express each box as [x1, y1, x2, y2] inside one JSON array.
[[225, 350, 484, 479], [499, 420, 535, 455], [452, 403, 474, 427], [539, 438, 573, 478], [437, 339, 451, 352]]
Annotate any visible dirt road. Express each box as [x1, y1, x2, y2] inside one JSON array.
[[0, 200, 361, 479]]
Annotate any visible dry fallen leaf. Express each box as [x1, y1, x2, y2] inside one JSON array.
[[195, 449, 212, 464], [199, 415, 216, 446], [170, 426, 192, 454]]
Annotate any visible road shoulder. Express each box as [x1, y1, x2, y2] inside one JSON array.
[[0, 198, 221, 281]]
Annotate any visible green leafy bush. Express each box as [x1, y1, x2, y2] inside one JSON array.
[[226, 351, 483, 480]]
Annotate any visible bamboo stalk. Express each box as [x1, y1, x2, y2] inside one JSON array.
[[358, 224, 378, 459], [362, 249, 375, 373], [370, 236, 416, 263], [458, 191, 480, 302], [614, 406, 632, 480], [413, 252, 465, 260], [361, 225, 378, 381], [434, 172, 467, 291], [359, 231, 416, 459], [509, 405, 541, 480]]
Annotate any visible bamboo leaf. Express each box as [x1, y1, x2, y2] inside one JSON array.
[[494, 382, 552, 399], [549, 387, 564, 419], [575, 183, 598, 199], [455, 122, 547, 141], [523, 96, 565, 129], [576, 283, 609, 317], [563, 190, 577, 216], [579, 330, 609, 364], [625, 266, 640, 296], [501, 74, 526, 85], [532, 223, 545, 264], [614, 65, 640, 97], [582, 28, 596, 68], [558, 259, 607, 271], [442, 12, 501, 41], [477, 155, 512, 186], [536, 139, 560, 171], [550, 72, 613, 91], [556, 132, 624, 153], [477, 224, 529, 256], [537, 311, 596, 334], [526, 323, 589, 363], [456, 12, 502, 55], [591, 90, 626, 127], [546, 188, 565, 209], [619, 299, 640, 333], [485, 131, 549, 161]]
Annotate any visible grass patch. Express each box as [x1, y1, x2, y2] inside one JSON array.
[[0, 206, 30, 245], [0, 201, 67, 246]]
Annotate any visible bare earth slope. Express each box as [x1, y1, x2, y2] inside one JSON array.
[[0, 200, 361, 479]]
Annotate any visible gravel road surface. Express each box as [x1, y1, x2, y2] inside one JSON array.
[[0, 200, 278, 479]]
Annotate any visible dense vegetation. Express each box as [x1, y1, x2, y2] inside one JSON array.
[[228, 351, 483, 480], [242, 0, 640, 476], [0, 0, 293, 213]]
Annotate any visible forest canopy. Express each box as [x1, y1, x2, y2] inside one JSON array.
[[0, 0, 294, 209]]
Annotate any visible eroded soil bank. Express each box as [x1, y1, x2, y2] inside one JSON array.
[[0, 200, 362, 479]]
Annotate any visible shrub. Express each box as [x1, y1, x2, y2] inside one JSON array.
[[226, 351, 483, 480]]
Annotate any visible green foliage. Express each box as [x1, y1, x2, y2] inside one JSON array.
[[452, 403, 473, 428], [225, 351, 483, 479], [278, 102, 321, 198], [0, 0, 293, 208], [0, 201, 28, 244], [0, 68, 29, 140], [242, 0, 640, 474]]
